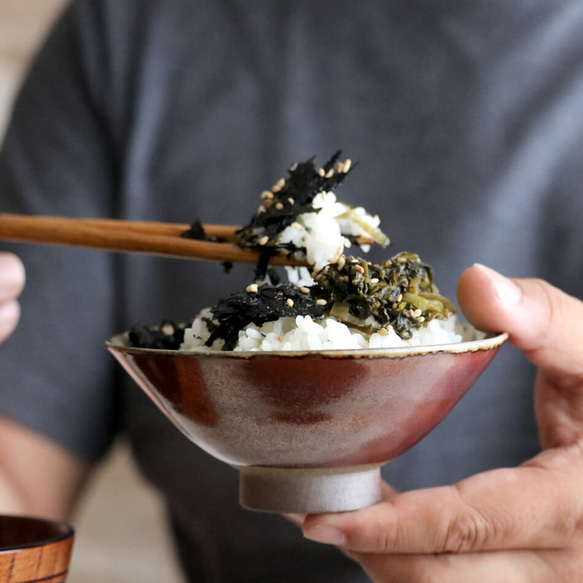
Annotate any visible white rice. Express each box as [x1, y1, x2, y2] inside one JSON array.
[[180, 312, 474, 353], [276, 191, 384, 271]]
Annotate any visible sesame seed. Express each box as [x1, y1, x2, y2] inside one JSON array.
[[354, 265, 365, 274], [318, 168, 325, 177], [290, 162, 298, 171], [397, 257, 407, 263], [397, 294, 403, 302], [335, 162, 344, 172], [276, 178, 285, 188], [246, 284, 259, 293], [275, 202, 284, 210], [288, 197, 295, 205], [418, 316, 425, 323], [316, 299, 327, 306], [258, 235, 269, 245], [413, 309, 422, 318], [258, 205, 266, 213], [378, 328, 388, 336], [300, 287, 310, 294], [330, 249, 342, 264], [272, 184, 282, 193], [292, 222, 303, 231], [325, 169, 334, 178], [343, 159, 352, 172], [370, 278, 379, 284], [261, 190, 274, 200], [344, 237, 352, 248], [337, 256, 346, 270], [320, 191, 327, 201], [286, 299, 294, 307]]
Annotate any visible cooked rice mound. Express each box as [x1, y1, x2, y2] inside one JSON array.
[[180, 311, 478, 352], [129, 154, 481, 353]]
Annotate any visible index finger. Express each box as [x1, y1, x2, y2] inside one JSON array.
[[303, 462, 583, 554]]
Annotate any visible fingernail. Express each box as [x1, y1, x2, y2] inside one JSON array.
[[474, 264, 522, 305], [303, 525, 346, 546]]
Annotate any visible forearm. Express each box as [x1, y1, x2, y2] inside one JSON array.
[[0, 416, 89, 520], [0, 459, 35, 516]]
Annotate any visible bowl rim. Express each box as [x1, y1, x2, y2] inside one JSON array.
[[0, 515, 74, 553], [106, 330, 509, 360]]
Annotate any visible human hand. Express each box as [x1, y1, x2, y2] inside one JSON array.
[[301, 264, 583, 582], [0, 253, 25, 344]]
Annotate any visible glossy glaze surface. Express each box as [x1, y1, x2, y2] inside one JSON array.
[[108, 333, 507, 469]]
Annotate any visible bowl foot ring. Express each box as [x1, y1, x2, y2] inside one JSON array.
[[235, 464, 383, 513]]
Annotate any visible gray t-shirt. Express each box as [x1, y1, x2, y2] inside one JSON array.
[[1, 0, 582, 581]]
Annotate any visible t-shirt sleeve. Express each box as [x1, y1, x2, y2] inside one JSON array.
[[0, 2, 122, 462]]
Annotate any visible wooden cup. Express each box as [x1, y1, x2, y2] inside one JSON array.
[[0, 515, 74, 582]]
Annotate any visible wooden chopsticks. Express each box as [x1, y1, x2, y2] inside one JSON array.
[[0, 214, 307, 266], [74, 219, 239, 242]]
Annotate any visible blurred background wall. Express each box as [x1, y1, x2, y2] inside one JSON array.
[[0, 2, 184, 581]]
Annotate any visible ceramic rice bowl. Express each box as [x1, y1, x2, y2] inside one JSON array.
[[107, 331, 507, 513]]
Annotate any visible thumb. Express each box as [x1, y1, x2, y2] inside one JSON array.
[[457, 264, 583, 385]]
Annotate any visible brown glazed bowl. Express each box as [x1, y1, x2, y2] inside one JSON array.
[[107, 329, 507, 513], [0, 515, 74, 582]]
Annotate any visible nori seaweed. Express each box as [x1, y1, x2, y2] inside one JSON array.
[[205, 283, 326, 350], [236, 151, 353, 249], [181, 220, 226, 243], [180, 221, 207, 241], [128, 321, 186, 350]]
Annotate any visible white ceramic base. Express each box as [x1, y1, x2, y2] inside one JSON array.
[[235, 464, 383, 513]]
